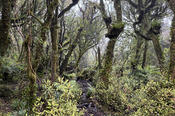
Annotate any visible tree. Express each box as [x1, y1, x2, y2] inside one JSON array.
[[0, 0, 11, 68], [168, 0, 175, 80]]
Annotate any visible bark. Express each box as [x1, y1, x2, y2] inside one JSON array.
[[60, 28, 83, 75], [75, 53, 83, 69], [50, 7, 59, 81], [168, 0, 175, 80], [131, 38, 144, 73], [26, 35, 36, 114], [142, 40, 148, 69], [97, 47, 102, 69], [114, 0, 122, 22], [98, 0, 124, 86], [34, 0, 59, 70], [151, 34, 164, 71], [0, 0, 11, 56], [169, 16, 175, 79]]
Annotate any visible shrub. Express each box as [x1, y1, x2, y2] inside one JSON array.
[[130, 80, 175, 116], [33, 77, 84, 116]]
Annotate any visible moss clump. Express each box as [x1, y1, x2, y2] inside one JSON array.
[[106, 22, 125, 39], [151, 20, 161, 28], [151, 20, 161, 35], [112, 22, 125, 29]]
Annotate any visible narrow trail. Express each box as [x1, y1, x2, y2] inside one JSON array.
[[77, 79, 106, 116]]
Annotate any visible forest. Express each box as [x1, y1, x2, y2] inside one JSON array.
[[0, 0, 175, 115]]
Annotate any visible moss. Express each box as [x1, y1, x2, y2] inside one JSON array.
[[106, 22, 125, 39], [112, 22, 125, 29], [151, 20, 161, 28], [151, 20, 161, 35]]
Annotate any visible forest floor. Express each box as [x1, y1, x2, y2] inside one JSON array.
[[77, 78, 106, 116], [0, 80, 16, 115]]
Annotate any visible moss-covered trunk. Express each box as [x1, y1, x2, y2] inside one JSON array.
[[151, 34, 164, 71], [100, 39, 116, 83], [25, 35, 36, 114], [50, 8, 59, 81], [33, 0, 59, 70], [169, 15, 175, 80], [0, 0, 11, 56], [131, 38, 144, 73], [98, 0, 124, 87], [142, 40, 148, 69], [97, 47, 102, 69]]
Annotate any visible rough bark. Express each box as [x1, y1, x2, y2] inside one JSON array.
[[97, 47, 102, 69], [131, 37, 144, 73], [142, 40, 148, 69], [34, 0, 59, 70], [114, 0, 122, 22], [98, 0, 124, 86], [168, 0, 175, 80], [25, 35, 36, 114], [50, 7, 59, 81], [0, 0, 11, 56], [151, 34, 164, 71]]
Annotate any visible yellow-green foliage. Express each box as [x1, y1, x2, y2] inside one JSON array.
[[112, 22, 125, 29], [33, 77, 84, 116], [96, 77, 126, 116], [95, 67, 175, 116], [130, 80, 175, 116]]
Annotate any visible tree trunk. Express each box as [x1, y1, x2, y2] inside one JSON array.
[[169, 15, 175, 80], [142, 40, 148, 69], [100, 39, 116, 84], [98, 0, 124, 87], [151, 34, 164, 71], [0, 0, 11, 56], [114, 0, 122, 22], [98, 47, 102, 69], [33, 0, 59, 70], [26, 35, 36, 114], [131, 38, 143, 73], [50, 7, 59, 81]]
